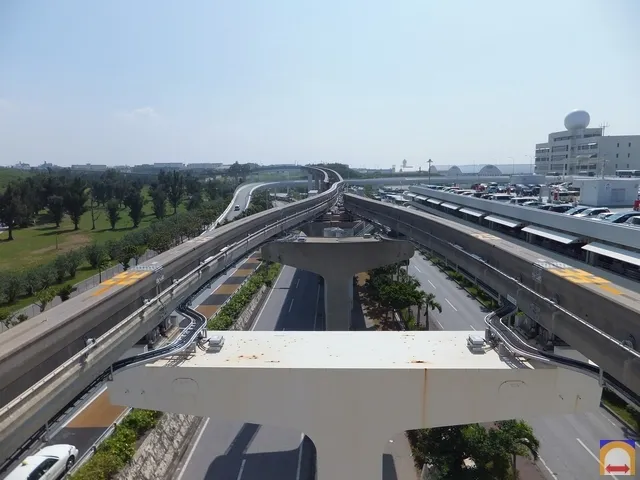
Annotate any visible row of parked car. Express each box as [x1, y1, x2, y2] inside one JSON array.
[[436, 186, 640, 227]]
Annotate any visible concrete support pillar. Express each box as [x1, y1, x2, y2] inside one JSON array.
[[262, 238, 414, 330], [308, 174, 313, 192], [315, 177, 321, 192], [323, 274, 354, 330]]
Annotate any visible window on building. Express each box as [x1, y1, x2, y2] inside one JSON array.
[[617, 143, 620, 147], [615, 164, 618, 169], [627, 164, 630, 168], [629, 142, 632, 147], [616, 153, 619, 158], [629, 153, 631, 158]]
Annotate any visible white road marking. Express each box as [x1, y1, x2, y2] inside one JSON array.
[[295, 278, 300, 288], [251, 266, 286, 330], [236, 458, 247, 480], [600, 411, 620, 428], [470, 325, 476, 330], [428, 280, 436, 289], [313, 285, 321, 331], [176, 417, 211, 480], [434, 318, 443, 329], [576, 438, 619, 480], [295, 433, 305, 480], [288, 299, 295, 312], [414, 266, 421, 273], [445, 298, 458, 311], [538, 456, 558, 479]]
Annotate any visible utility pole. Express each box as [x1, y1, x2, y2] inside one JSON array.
[[427, 158, 433, 184]]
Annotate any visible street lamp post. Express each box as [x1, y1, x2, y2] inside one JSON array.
[[427, 158, 433, 184]]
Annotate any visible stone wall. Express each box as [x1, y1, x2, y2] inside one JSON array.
[[115, 413, 201, 480], [230, 284, 268, 330]]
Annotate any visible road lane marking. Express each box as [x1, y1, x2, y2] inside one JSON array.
[[313, 285, 321, 331], [445, 298, 458, 311], [576, 438, 620, 480], [176, 417, 210, 480], [289, 299, 295, 312], [251, 266, 286, 330], [296, 433, 305, 480], [538, 456, 558, 479], [470, 325, 476, 330], [236, 458, 247, 480], [434, 318, 443, 329], [428, 280, 436, 289], [414, 266, 422, 273], [296, 278, 300, 288]]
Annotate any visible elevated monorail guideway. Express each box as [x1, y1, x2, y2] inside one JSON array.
[[343, 193, 640, 397], [0, 168, 344, 466]]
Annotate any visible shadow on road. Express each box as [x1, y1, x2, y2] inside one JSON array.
[[204, 423, 316, 480], [273, 268, 324, 331]]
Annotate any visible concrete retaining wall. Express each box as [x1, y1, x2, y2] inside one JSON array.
[[230, 284, 268, 331], [115, 414, 200, 480]]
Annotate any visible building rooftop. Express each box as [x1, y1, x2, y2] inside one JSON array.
[[152, 331, 522, 370]]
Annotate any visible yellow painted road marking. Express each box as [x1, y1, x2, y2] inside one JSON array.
[[472, 233, 500, 241], [548, 267, 621, 295], [91, 271, 151, 296]]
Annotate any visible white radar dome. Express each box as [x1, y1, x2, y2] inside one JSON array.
[[564, 110, 590, 130]]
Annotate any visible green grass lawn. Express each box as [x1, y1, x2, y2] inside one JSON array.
[[0, 190, 194, 313]]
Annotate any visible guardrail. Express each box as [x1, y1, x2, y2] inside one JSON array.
[[484, 306, 640, 408], [0, 182, 342, 470]]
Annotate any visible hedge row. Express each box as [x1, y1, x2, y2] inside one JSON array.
[[208, 262, 282, 329], [0, 202, 225, 313], [69, 409, 163, 480]]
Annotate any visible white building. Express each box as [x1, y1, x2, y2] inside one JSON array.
[[534, 110, 640, 176], [70, 163, 108, 172]]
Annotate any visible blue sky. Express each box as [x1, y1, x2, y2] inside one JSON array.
[[1, 0, 639, 168]]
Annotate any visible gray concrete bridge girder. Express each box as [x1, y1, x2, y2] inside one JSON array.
[[261, 238, 414, 330], [344, 201, 640, 395]]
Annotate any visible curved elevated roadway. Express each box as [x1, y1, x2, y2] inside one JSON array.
[[343, 193, 640, 398], [0, 168, 343, 466]]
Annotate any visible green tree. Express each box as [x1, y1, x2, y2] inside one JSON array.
[[149, 187, 167, 219], [63, 177, 89, 230], [46, 195, 65, 227], [0, 182, 28, 240], [148, 230, 172, 253], [106, 199, 121, 230], [124, 190, 145, 227], [117, 244, 139, 271], [422, 292, 442, 330], [166, 171, 185, 215], [36, 286, 57, 313]]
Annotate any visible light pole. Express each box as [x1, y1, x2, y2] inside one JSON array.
[[427, 158, 433, 184]]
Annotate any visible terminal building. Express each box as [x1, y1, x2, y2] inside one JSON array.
[[534, 110, 640, 176]]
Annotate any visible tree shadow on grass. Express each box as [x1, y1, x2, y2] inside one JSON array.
[[39, 228, 77, 236]]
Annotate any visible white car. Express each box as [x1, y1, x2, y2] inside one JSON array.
[[6, 444, 78, 480]]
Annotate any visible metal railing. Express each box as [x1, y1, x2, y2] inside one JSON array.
[[484, 305, 640, 408]]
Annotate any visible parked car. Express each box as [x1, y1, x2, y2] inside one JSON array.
[[522, 201, 543, 207], [563, 205, 590, 216], [595, 212, 614, 220], [6, 444, 78, 480], [573, 207, 610, 218], [624, 216, 640, 227], [538, 204, 574, 213], [601, 211, 640, 224]]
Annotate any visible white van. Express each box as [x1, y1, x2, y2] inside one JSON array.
[[233, 205, 240, 212]]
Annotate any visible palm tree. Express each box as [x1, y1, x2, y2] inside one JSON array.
[[415, 291, 427, 329], [496, 420, 540, 479], [423, 292, 442, 330]]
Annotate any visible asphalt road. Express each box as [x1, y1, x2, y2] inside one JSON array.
[[226, 183, 263, 222], [176, 266, 323, 480], [408, 252, 637, 480]]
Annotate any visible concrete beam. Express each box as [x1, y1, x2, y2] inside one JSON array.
[[109, 331, 602, 480], [343, 195, 640, 395], [261, 237, 414, 330]]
